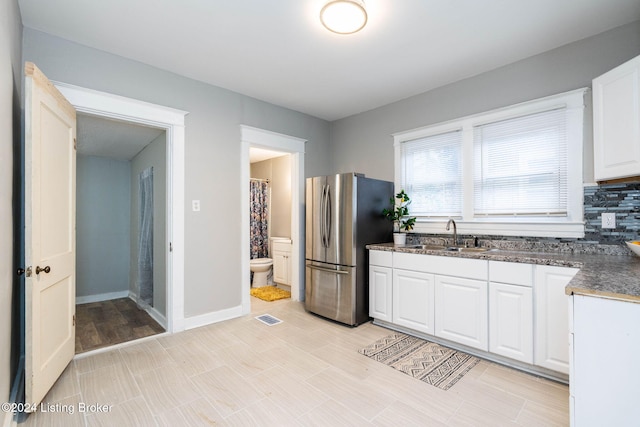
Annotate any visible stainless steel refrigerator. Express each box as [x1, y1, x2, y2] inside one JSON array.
[[305, 173, 393, 326]]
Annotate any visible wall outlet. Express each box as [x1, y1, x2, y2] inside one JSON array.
[[192, 200, 201, 212], [602, 212, 616, 229]]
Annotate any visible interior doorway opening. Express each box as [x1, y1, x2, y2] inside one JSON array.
[[240, 126, 306, 315], [54, 81, 188, 341], [74, 113, 167, 353]]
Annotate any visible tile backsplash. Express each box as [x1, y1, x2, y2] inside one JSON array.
[[584, 183, 640, 244], [407, 183, 640, 256]]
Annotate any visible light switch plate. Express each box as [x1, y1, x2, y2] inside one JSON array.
[[602, 212, 615, 229]]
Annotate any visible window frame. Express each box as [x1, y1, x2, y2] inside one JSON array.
[[393, 88, 587, 238]]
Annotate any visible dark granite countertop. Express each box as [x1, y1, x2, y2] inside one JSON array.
[[366, 242, 640, 303]]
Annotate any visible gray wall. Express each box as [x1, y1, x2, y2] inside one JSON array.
[[251, 154, 292, 240], [22, 28, 332, 318], [330, 20, 640, 185], [76, 156, 131, 299], [2, 0, 22, 409], [131, 133, 167, 316]]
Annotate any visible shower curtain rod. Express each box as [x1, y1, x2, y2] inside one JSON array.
[[250, 178, 270, 183]]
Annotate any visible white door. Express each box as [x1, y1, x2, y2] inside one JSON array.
[[24, 62, 76, 408]]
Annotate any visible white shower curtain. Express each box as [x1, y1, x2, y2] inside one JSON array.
[[138, 167, 154, 306]]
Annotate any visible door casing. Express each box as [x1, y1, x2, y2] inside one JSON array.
[[54, 82, 188, 333]]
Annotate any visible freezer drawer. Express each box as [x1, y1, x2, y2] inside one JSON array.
[[305, 262, 359, 326]]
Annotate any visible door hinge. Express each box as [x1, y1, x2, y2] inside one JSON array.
[[169, 242, 173, 252], [72, 314, 75, 326], [73, 138, 77, 150]]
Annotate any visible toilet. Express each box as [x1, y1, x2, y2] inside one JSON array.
[[249, 257, 273, 287], [250, 237, 290, 288]]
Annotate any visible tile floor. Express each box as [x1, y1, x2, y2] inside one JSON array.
[[21, 297, 569, 426], [75, 298, 165, 353]]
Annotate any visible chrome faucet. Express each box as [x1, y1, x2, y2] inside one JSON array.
[[446, 219, 458, 247]]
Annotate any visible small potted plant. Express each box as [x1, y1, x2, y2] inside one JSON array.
[[383, 190, 416, 245]]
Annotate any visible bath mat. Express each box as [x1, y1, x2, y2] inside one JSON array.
[[250, 285, 291, 302], [359, 333, 480, 390]]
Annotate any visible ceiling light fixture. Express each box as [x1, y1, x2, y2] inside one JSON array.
[[320, 0, 368, 35]]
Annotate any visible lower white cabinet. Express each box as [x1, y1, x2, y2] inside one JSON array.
[[272, 240, 292, 285], [368, 250, 578, 377], [571, 294, 640, 426], [392, 269, 435, 335], [489, 282, 533, 363], [435, 275, 488, 351], [534, 264, 579, 374], [369, 264, 393, 322]]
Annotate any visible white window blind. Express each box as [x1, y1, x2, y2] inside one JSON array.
[[400, 130, 462, 217], [473, 108, 568, 217]]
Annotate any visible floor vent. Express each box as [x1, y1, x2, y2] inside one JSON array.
[[255, 314, 283, 326]]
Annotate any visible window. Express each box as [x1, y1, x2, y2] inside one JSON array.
[[473, 108, 567, 217], [394, 89, 586, 238], [400, 130, 462, 217]]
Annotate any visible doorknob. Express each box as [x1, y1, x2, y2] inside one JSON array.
[[36, 266, 51, 274]]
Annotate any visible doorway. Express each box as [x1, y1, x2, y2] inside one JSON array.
[[240, 126, 306, 314], [75, 114, 167, 353], [54, 81, 188, 335]]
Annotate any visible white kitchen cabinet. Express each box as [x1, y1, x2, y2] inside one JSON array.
[[369, 264, 393, 322], [571, 294, 640, 426], [488, 261, 533, 363], [534, 264, 578, 374], [369, 250, 393, 321], [435, 275, 488, 351], [392, 269, 435, 335], [593, 54, 640, 181], [272, 240, 292, 285], [489, 282, 533, 363]]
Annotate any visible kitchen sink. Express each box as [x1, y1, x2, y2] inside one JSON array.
[[447, 246, 495, 253], [403, 244, 496, 253], [404, 244, 447, 250]]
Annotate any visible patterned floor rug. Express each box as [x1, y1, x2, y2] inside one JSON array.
[[359, 332, 481, 390], [250, 285, 291, 302]]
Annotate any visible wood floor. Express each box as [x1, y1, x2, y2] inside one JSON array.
[[75, 298, 165, 354], [25, 297, 569, 426]]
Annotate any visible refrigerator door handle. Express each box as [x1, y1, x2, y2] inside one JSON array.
[[306, 264, 349, 275], [320, 184, 327, 247], [324, 184, 331, 247]]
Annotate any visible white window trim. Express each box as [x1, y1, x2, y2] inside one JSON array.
[[393, 88, 587, 239]]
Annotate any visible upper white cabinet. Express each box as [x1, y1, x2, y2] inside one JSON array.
[[593, 54, 640, 181], [534, 264, 578, 375]]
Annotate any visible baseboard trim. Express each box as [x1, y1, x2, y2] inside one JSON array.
[[76, 290, 129, 304], [183, 305, 244, 330], [127, 292, 167, 329]]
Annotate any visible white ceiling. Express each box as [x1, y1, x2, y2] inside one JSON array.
[[18, 0, 640, 121], [77, 114, 164, 160], [249, 147, 289, 164]]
